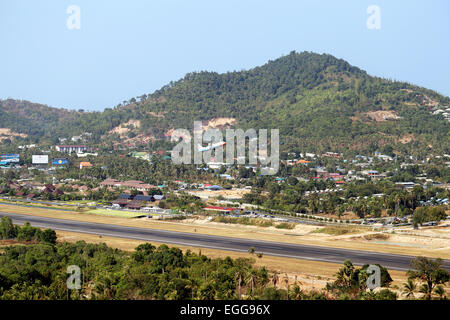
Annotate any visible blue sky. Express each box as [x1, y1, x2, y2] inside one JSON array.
[[1, 0, 449, 111]]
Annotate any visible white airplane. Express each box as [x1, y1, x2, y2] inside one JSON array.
[[197, 141, 226, 152]]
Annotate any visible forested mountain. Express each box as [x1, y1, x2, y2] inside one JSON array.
[[1, 51, 449, 156], [0, 100, 76, 138]]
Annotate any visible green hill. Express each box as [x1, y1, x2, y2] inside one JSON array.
[[1, 51, 449, 156]]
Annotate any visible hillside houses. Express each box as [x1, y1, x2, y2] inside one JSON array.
[[322, 152, 342, 158], [361, 170, 386, 179], [432, 107, 450, 122]]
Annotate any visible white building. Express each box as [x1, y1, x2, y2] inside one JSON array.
[[55, 145, 88, 153]]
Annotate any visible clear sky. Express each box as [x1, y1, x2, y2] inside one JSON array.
[[1, 0, 449, 111]]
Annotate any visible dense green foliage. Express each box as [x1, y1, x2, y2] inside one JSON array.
[[0, 217, 56, 244], [0, 100, 75, 139], [240, 175, 449, 219], [407, 257, 450, 300], [0, 240, 272, 300], [0, 220, 448, 300], [412, 206, 447, 226], [325, 260, 395, 300]]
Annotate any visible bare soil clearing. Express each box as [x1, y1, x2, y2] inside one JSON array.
[[0, 128, 27, 140]]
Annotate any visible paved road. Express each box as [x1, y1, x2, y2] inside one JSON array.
[[2, 211, 449, 271]]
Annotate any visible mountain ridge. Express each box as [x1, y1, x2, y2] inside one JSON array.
[[1, 51, 449, 156]]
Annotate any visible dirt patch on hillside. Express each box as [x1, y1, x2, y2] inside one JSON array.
[[398, 134, 415, 144], [109, 120, 141, 136], [365, 111, 402, 122], [421, 93, 439, 107], [146, 96, 167, 104], [147, 111, 166, 118], [187, 188, 250, 200], [203, 118, 236, 130], [165, 117, 236, 138], [165, 128, 192, 141]]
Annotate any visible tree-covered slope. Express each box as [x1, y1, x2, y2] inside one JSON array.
[[1, 51, 449, 156], [0, 100, 76, 137]]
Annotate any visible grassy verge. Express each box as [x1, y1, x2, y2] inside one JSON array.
[[275, 222, 296, 230], [311, 226, 365, 236], [0, 199, 76, 211], [362, 233, 390, 241], [85, 208, 145, 218], [212, 216, 275, 227], [211, 216, 296, 229]]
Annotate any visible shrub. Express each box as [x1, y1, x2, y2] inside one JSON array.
[[0, 216, 18, 239], [275, 222, 295, 230], [40, 229, 57, 244], [17, 222, 41, 242], [412, 206, 447, 225]]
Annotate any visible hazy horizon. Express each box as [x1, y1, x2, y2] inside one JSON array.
[[1, 0, 449, 111]]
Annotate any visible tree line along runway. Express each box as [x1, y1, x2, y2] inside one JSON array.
[[2, 211, 449, 271]]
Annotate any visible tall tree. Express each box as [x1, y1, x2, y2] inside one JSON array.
[[407, 257, 450, 300]]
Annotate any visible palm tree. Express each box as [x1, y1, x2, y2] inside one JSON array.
[[186, 279, 199, 300], [290, 284, 304, 300], [245, 270, 257, 298], [293, 274, 303, 288], [394, 193, 401, 217], [283, 273, 290, 299], [419, 284, 430, 299], [381, 194, 389, 211], [402, 279, 416, 299], [434, 285, 446, 300], [235, 270, 244, 300], [337, 205, 345, 220], [271, 271, 279, 287], [407, 257, 450, 300]]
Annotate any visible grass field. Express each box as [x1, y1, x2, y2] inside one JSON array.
[[0, 199, 76, 211], [85, 208, 145, 218]]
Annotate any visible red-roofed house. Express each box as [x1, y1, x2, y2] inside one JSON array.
[[80, 161, 93, 169]]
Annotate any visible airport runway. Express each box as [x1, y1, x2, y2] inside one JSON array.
[[2, 211, 449, 271]]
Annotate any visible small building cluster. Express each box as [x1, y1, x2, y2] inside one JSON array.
[[112, 193, 165, 210]]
